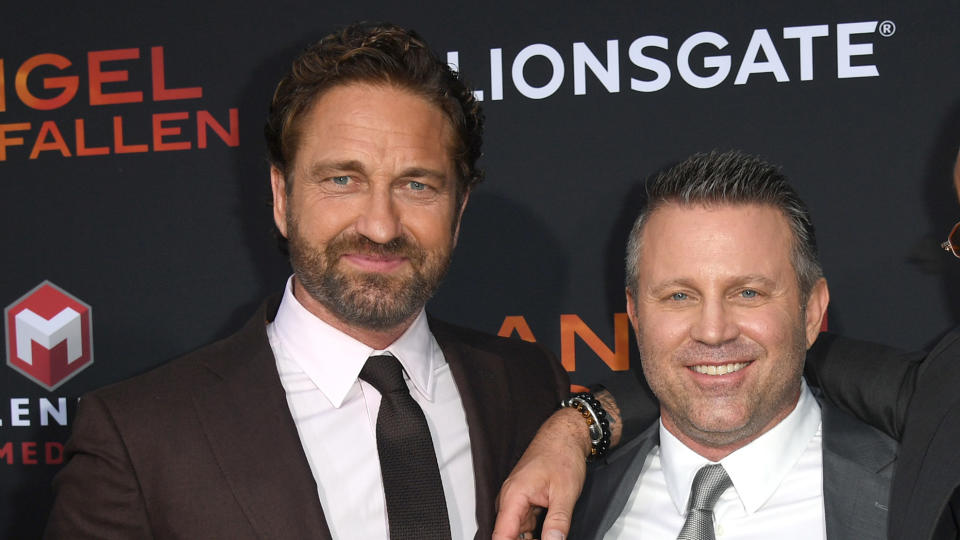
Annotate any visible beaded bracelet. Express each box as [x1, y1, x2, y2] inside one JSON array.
[[560, 392, 611, 461]]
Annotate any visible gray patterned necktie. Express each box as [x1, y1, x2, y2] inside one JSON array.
[[677, 464, 732, 540]]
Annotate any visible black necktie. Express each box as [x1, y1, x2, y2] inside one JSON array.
[[359, 355, 452, 540], [677, 464, 732, 540]]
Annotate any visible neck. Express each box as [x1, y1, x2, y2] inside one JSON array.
[[291, 277, 416, 350]]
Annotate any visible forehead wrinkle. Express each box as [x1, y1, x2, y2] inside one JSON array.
[[335, 125, 451, 174], [299, 83, 456, 171]]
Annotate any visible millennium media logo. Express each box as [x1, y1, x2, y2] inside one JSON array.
[[5, 281, 93, 391]]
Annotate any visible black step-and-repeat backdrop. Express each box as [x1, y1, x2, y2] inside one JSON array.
[[3, 1, 959, 536]]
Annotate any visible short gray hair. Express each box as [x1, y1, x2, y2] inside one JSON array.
[[624, 150, 823, 302]]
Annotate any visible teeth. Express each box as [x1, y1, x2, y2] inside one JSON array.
[[690, 362, 748, 375]]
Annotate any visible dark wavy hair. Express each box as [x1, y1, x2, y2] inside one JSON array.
[[265, 22, 484, 207]]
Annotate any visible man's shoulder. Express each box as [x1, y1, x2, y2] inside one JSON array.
[[86, 299, 274, 411], [427, 314, 553, 359], [427, 315, 568, 400], [820, 397, 898, 472], [918, 326, 960, 380]]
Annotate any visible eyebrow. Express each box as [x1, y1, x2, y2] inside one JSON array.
[[398, 167, 450, 183], [648, 279, 696, 297], [731, 275, 779, 290], [306, 160, 450, 183], [647, 275, 778, 296], [306, 160, 367, 178]]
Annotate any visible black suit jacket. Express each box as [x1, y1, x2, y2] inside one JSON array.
[[808, 329, 960, 540], [45, 297, 569, 539], [569, 396, 897, 539]]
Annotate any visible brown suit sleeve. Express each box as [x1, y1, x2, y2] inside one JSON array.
[[45, 392, 153, 539]]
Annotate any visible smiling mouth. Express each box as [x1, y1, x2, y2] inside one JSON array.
[[341, 253, 408, 272], [349, 253, 405, 262], [689, 362, 750, 376]]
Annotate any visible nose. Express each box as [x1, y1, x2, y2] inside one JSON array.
[[689, 297, 739, 345], [355, 186, 402, 244]]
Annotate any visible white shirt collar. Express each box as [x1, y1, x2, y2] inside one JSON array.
[[270, 276, 441, 407], [659, 379, 822, 515]]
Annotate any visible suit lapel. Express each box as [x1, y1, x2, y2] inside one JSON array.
[[598, 425, 661, 537], [192, 299, 332, 540], [431, 320, 509, 539], [572, 422, 660, 540], [820, 400, 896, 540]]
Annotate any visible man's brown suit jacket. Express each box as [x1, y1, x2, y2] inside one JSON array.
[[45, 297, 568, 539]]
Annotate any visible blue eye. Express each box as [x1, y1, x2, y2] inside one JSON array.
[[741, 289, 758, 298], [670, 292, 688, 301], [331, 176, 351, 185], [409, 181, 426, 191]]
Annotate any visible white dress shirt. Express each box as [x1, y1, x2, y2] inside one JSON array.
[[606, 381, 825, 540], [266, 276, 477, 539]]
